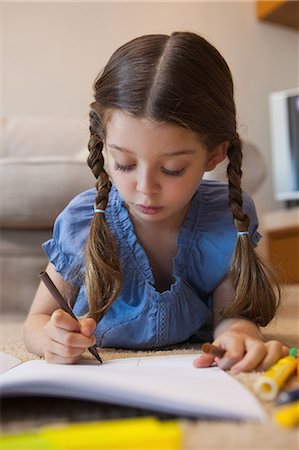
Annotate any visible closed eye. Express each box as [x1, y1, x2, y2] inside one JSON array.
[[113, 162, 135, 172], [161, 167, 186, 177], [113, 161, 186, 177]]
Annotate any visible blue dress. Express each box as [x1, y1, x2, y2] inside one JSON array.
[[43, 180, 260, 349]]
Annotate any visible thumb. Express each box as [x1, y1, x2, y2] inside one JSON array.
[[80, 318, 97, 337]]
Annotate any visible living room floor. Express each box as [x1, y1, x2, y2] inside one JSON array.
[[263, 283, 299, 343]]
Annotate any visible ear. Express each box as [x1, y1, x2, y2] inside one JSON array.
[[205, 142, 228, 171]]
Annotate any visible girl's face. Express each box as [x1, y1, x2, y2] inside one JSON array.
[[104, 110, 227, 226]]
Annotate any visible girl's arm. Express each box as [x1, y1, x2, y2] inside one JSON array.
[[193, 276, 288, 372], [24, 262, 97, 364]]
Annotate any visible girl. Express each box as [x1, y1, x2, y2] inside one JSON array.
[[24, 32, 287, 371]]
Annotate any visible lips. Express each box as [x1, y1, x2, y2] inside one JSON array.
[[136, 204, 163, 215]]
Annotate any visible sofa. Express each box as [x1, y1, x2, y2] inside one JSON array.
[[0, 116, 95, 315], [0, 116, 266, 316]]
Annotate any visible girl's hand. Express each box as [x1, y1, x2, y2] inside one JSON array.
[[42, 309, 97, 364], [193, 330, 289, 373]]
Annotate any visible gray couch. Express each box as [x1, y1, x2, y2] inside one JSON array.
[[0, 117, 94, 315]]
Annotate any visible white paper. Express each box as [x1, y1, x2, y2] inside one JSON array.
[[0, 352, 21, 374], [0, 352, 267, 422]]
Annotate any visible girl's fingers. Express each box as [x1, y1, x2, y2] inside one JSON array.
[[44, 320, 96, 348], [51, 309, 81, 332], [43, 311, 97, 364], [44, 350, 82, 365], [194, 335, 245, 370], [43, 332, 96, 363], [45, 339, 84, 359], [193, 353, 215, 368], [62, 331, 96, 349], [80, 318, 97, 337], [194, 337, 290, 373], [255, 341, 286, 371], [230, 340, 267, 373], [232, 341, 289, 373], [213, 335, 245, 370]]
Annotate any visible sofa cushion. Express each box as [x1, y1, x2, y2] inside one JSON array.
[[0, 116, 89, 158], [0, 156, 95, 229]]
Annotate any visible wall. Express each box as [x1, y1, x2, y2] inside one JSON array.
[[1, 1, 298, 214]]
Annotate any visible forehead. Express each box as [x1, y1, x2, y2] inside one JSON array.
[[105, 110, 204, 150]]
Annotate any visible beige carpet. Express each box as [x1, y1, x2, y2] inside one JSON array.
[[1, 285, 298, 449]]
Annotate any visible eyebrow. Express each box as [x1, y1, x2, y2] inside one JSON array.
[[108, 144, 196, 157]]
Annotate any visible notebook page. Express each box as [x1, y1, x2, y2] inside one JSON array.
[[0, 353, 267, 422]]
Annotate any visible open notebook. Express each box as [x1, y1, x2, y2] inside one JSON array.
[[0, 352, 266, 422]]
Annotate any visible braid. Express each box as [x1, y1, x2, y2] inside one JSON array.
[[88, 109, 111, 210], [227, 136, 250, 231], [85, 107, 121, 322], [223, 135, 281, 326], [87, 109, 105, 180]]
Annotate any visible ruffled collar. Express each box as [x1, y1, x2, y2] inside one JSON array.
[[105, 185, 207, 294]]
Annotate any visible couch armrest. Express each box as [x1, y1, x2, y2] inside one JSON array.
[[0, 157, 95, 229]]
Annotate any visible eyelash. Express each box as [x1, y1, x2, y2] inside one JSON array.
[[161, 167, 186, 177], [113, 162, 186, 177], [113, 162, 134, 172]]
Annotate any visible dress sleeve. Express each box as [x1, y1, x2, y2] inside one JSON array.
[[42, 188, 96, 284]]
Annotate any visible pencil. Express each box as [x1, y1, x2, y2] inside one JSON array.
[[39, 271, 102, 363], [201, 343, 225, 358]]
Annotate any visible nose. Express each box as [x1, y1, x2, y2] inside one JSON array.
[[136, 168, 160, 195]]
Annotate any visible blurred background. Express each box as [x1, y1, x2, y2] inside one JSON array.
[[0, 1, 298, 317]]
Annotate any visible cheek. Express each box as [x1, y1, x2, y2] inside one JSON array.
[[165, 180, 198, 204], [169, 174, 203, 204], [109, 170, 134, 194]]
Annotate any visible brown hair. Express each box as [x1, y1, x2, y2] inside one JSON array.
[[85, 31, 281, 326]]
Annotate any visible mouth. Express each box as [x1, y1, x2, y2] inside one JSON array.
[[136, 204, 163, 215]]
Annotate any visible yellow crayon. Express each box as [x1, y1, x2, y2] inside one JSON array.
[[0, 417, 182, 450], [274, 401, 299, 428], [254, 354, 297, 401]]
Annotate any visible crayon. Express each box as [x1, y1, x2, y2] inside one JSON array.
[[201, 343, 225, 358], [274, 400, 299, 428], [39, 271, 102, 363], [254, 352, 297, 401], [276, 387, 299, 405], [0, 417, 182, 450]]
